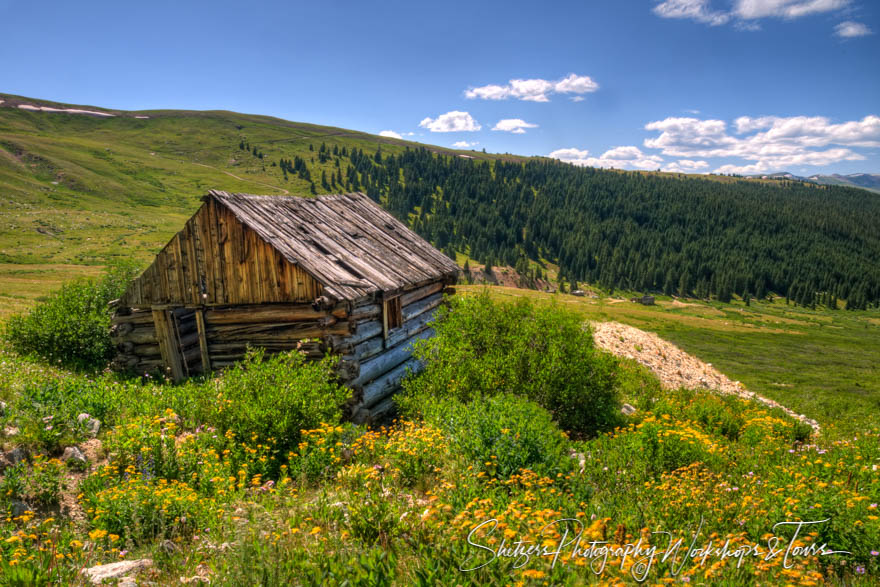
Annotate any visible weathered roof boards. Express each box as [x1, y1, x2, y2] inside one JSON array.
[[111, 191, 458, 422]]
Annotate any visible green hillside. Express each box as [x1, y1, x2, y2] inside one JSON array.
[[0, 92, 496, 267], [2, 92, 880, 316]]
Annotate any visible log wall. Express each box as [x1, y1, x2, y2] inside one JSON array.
[[111, 279, 455, 424]]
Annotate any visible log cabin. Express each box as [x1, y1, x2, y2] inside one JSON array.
[[109, 190, 459, 423]]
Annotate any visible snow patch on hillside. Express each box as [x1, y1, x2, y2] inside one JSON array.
[[17, 104, 115, 117]]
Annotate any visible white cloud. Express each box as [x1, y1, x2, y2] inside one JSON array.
[[734, 0, 849, 20], [465, 84, 510, 100], [378, 130, 402, 139], [549, 146, 663, 170], [570, 96, 586, 102], [653, 0, 730, 25], [654, 0, 852, 32], [418, 111, 481, 133], [662, 159, 711, 173], [491, 119, 539, 134], [466, 73, 599, 103], [644, 114, 877, 172], [835, 20, 872, 37], [452, 140, 478, 149]]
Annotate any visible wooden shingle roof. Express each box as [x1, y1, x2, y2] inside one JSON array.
[[207, 190, 459, 302]]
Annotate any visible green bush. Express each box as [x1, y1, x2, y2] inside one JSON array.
[[10, 376, 127, 452], [3, 262, 140, 370], [401, 292, 619, 437], [209, 347, 351, 458], [415, 393, 572, 479]]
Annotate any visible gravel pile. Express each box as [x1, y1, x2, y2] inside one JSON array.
[[590, 321, 820, 433]]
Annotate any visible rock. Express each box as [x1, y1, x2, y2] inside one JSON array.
[[7, 446, 29, 465], [10, 499, 32, 517], [78, 413, 101, 436], [568, 449, 586, 472], [620, 403, 637, 416], [83, 559, 153, 585], [62, 446, 88, 467]]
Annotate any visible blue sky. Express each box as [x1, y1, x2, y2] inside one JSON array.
[[1, 0, 878, 174]]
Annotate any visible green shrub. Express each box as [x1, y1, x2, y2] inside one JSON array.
[[401, 292, 619, 436], [3, 262, 140, 370], [10, 376, 127, 452], [210, 347, 351, 458], [415, 393, 572, 479]]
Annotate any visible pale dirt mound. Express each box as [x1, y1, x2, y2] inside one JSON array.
[[590, 321, 820, 433]]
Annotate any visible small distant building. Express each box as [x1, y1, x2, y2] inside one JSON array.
[[630, 295, 655, 305], [110, 190, 459, 423]]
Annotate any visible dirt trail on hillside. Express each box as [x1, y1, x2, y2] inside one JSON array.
[[591, 321, 821, 433], [192, 162, 290, 194]]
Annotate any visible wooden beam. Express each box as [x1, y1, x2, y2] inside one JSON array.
[[400, 281, 445, 307], [152, 309, 185, 382], [195, 309, 211, 374]]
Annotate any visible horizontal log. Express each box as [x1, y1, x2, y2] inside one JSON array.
[[350, 328, 434, 388], [400, 281, 445, 307], [111, 322, 134, 337], [344, 335, 384, 362], [204, 304, 345, 325], [133, 343, 161, 357], [385, 310, 436, 348], [370, 396, 398, 421], [207, 340, 327, 353], [351, 396, 397, 425], [361, 357, 422, 409], [111, 311, 154, 326], [402, 292, 443, 323], [115, 328, 157, 345], [336, 359, 359, 381], [111, 355, 138, 369], [205, 321, 351, 341], [350, 303, 381, 321], [334, 320, 382, 347], [209, 353, 246, 362]]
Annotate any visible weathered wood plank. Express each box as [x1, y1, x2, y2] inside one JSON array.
[[400, 281, 445, 307], [402, 292, 443, 323], [195, 309, 211, 373], [152, 309, 185, 382], [204, 304, 344, 325]]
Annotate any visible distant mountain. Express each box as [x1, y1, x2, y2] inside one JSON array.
[[807, 173, 880, 194], [745, 171, 880, 194]]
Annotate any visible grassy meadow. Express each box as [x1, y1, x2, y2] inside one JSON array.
[[0, 289, 877, 585]]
